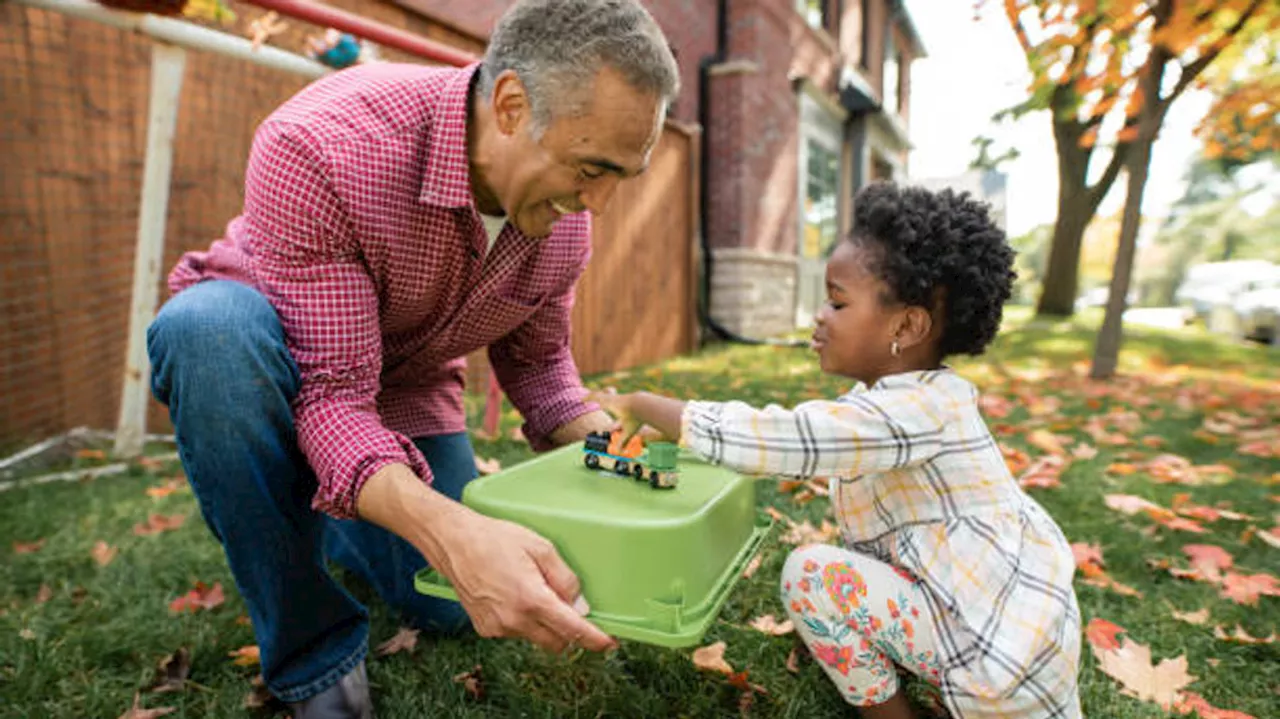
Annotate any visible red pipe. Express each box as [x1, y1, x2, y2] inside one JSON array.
[[243, 0, 477, 67]]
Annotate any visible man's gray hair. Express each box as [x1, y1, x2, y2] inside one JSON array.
[[479, 0, 680, 135]]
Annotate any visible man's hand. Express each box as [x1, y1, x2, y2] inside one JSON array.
[[356, 464, 615, 654], [588, 388, 685, 443], [585, 389, 642, 441], [547, 408, 616, 447]]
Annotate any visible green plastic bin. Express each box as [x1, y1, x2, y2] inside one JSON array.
[[415, 440, 770, 648]]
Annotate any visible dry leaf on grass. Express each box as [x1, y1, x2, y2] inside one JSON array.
[[1168, 607, 1210, 626], [748, 614, 794, 636], [117, 693, 175, 719], [1212, 625, 1275, 645], [741, 554, 762, 579], [169, 582, 225, 614], [452, 665, 484, 700], [474, 456, 502, 475], [1071, 543, 1141, 597], [12, 539, 46, 554], [35, 584, 53, 605], [691, 641, 735, 675], [132, 514, 186, 537], [146, 478, 187, 499], [1173, 691, 1257, 718], [1182, 545, 1233, 583], [1071, 443, 1099, 460], [1026, 429, 1069, 456], [228, 645, 260, 667], [1219, 572, 1280, 606], [91, 541, 118, 567], [1085, 618, 1126, 652], [148, 648, 191, 694], [1095, 638, 1195, 709], [1018, 455, 1068, 490], [375, 627, 419, 656], [785, 646, 801, 674]]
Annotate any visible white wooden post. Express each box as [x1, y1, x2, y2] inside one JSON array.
[[114, 41, 186, 458]]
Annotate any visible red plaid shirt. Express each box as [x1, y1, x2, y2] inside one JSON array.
[[167, 62, 595, 519]]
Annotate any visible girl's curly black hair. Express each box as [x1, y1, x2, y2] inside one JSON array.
[[846, 181, 1016, 358]]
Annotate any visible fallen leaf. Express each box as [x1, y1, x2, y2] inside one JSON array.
[[1141, 436, 1166, 449], [1173, 691, 1257, 718], [978, 394, 1012, 418], [1182, 545, 1233, 583], [1018, 455, 1068, 490], [148, 648, 191, 693], [12, 539, 46, 554], [117, 693, 175, 719], [1212, 624, 1275, 645], [1071, 443, 1099, 460], [1169, 607, 1210, 626], [19, 628, 35, 640], [1085, 617, 1126, 652], [1027, 429, 1068, 456], [1219, 572, 1280, 606], [35, 584, 53, 604], [1259, 528, 1280, 550], [146, 478, 187, 499], [1107, 463, 1141, 476], [76, 449, 107, 460], [785, 646, 801, 674], [748, 614, 794, 636], [474, 456, 502, 475], [1105, 494, 1164, 516], [169, 581, 225, 613], [1000, 444, 1031, 475], [509, 426, 525, 442], [452, 665, 483, 700], [375, 627, 419, 656], [228, 645, 260, 667], [243, 675, 283, 711], [1159, 517, 1208, 534], [741, 554, 762, 579], [691, 641, 735, 675], [1095, 637, 1195, 709], [91, 541, 118, 567], [132, 514, 187, 537], [1070, 542, 1105, 569]]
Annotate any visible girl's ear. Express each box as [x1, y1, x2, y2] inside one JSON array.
[[895, 305, 934, 351]]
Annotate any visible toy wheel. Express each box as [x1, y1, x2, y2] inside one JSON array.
[[615, 461, 630, 475], [585, 454, 600, 469], [633, 464, 646, 479]]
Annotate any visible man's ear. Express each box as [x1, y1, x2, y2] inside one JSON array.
[[491, 70, 530, 136], [895, 305, 934, 351]]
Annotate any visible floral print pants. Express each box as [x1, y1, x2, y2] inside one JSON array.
[[781, 543, 943, 707]]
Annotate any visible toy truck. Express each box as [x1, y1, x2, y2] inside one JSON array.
[[583, 430, 679, 489]]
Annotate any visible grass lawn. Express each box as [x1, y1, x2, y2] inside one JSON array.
[[2, 307, 1277, 718]]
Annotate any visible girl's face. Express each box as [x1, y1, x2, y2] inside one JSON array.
[[810, 241, 908, 385]]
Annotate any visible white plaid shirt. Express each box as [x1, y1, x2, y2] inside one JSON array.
[[681, 369, 1082, 718]]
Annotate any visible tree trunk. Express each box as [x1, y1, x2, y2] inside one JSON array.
[[1035, 194, 1093, 316], [1090, 137, 1155, 379]]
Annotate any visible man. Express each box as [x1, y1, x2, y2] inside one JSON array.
[[145, 1, 679, 716]]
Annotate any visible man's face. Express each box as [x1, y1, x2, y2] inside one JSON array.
[[484, 67, 664, 238]]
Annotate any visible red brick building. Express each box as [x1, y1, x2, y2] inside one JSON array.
[[380, 0, 926, 337]]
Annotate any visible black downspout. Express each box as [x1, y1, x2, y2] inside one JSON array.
[[695, 0, 806, 347]]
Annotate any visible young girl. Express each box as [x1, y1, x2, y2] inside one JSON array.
[[591, 183, 1082, 718]]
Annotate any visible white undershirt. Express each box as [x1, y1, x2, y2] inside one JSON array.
[[479, 213, 506, 251]]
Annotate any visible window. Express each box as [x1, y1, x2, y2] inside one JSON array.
[[883, 30, 900, 114], [802, 139, 840, 260]]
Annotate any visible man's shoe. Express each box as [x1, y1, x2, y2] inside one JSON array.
[[288, 660, 373, 719]]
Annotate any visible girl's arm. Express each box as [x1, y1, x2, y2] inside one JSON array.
[[680, 384, 950, 479]]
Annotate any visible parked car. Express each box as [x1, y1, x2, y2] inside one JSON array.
[[1175, 260, 1280, 323], [1231, 287, 1280, 345]]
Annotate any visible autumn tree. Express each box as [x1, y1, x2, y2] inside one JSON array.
[[997, 0, 1275, 318], [1089, 1, 1275, 379]]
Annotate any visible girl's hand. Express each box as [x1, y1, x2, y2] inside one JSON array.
[[586, 389, 683, 444]]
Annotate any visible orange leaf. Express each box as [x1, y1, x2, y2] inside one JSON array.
[[12, 539, 46, 554], [1018, 455, 1068, 489], [691, 641, 735, 675], [452, 664, 484, 700], [1085, 617, 1126, 652], [132, 514, 187, 537], [1182, 545, 1232, 583], [1173, 691, 1258, 718], [1219, 572, 1280, 606], [1107, 462, 1140, 476], [91, 541, 118, 567], [1105, 494, 1163, 516], [1070, 542, 1104, 570], [1026, 429, 1068, 456], [228, 645, 260, 666], [168, 581, 225, 613], [741, 554, 762, 579], [474, 456, 501, 475]]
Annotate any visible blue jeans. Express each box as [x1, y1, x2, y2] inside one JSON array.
[[147, 280, 475, 702]]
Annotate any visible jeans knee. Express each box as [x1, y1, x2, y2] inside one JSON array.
[[148, 281, 298, 404]]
